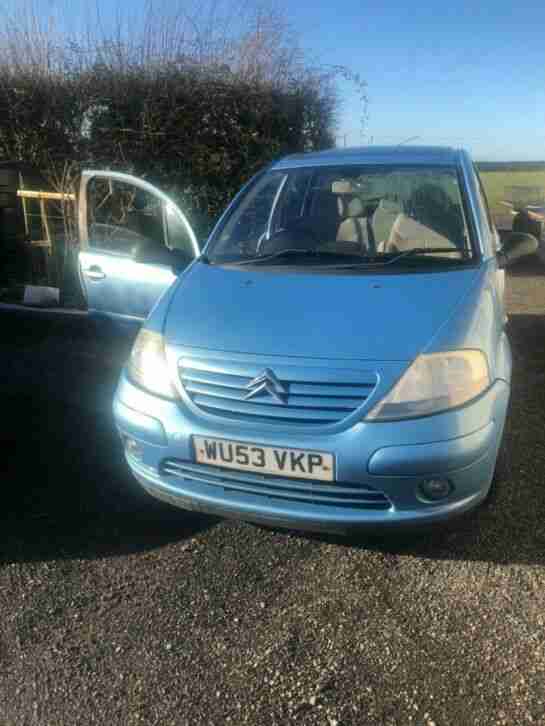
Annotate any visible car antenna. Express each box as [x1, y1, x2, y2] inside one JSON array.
[[398, 136, 421, 146]]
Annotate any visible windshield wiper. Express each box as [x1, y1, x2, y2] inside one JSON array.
[[325, 247, 468, 269], [221, 248, 360, 266], [211, 246, 469, 268]]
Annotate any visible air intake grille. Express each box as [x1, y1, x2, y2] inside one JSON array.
[[160, 460, 391, 510], [178, 358, 376, 427]]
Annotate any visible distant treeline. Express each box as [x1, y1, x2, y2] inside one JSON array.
[[476, 161, 545, 172]]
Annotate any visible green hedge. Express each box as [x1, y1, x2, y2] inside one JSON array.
[[0, 65, 336, 236]]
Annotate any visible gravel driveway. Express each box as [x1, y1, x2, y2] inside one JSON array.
[[1, 263, 544, 726]]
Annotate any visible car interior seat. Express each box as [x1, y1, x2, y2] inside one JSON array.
[[382, 185, 461, 254], [371, 198, 403, 248], [336, 196, 373, 253]]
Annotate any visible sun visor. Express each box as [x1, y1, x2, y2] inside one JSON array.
[[331, 180, 353, 194]]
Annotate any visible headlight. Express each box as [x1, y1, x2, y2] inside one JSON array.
[[127, 329, 179, 400], [366, 350, 490, 421]]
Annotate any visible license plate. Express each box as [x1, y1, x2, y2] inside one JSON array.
[[193, 436, 334, 482]]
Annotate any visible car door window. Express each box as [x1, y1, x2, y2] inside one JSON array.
[[79, 170, 198, 321], [164, 202, 196, 257], [87, 177, 166, 256]]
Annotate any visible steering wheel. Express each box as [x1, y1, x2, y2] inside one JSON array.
[[258, 221, 319, 256]]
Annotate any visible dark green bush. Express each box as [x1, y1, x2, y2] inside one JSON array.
[[0, 63, 338, 236]]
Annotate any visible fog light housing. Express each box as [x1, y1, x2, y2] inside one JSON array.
[[124, 437, 144, 462], [417, 478, 453, 503]]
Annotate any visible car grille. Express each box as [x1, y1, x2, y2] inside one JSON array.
[[178, 357, 376, 426], [160, 460, 391, 510]]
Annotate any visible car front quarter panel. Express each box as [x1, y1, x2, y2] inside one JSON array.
[[421, 260, 511, 385], [142, 259, 199, 335]]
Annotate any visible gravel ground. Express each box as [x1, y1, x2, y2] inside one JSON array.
[[1, 263, 544, 726]]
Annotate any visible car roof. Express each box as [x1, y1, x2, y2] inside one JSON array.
[[271, 145, 465, 170]]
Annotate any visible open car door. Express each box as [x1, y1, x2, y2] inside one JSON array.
[[78, 171, 199, 327]]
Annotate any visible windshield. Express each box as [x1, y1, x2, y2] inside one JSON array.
[[206, 164, 476, 267]]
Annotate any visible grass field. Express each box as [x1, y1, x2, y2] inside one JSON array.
[[480, 169, 545, 228]]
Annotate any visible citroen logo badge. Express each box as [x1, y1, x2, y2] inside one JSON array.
[[244, 368, 288, 404]]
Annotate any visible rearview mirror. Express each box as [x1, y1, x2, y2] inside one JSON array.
[[331, 180, 353, 194], [498, 232, 538, 268]]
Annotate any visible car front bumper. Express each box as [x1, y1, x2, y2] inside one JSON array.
[[113, 373, 510, 534]]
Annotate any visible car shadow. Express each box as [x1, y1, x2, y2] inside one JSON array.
[[1, 394, 217, 564], [275, 313, 545, 567]]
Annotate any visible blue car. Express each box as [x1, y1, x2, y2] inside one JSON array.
[[103, 147, 537, 533]]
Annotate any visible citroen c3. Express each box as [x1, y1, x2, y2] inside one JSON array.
[[111, 146, 537, 533]]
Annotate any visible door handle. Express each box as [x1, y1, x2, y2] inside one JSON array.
[[85, 265, 106, 280]]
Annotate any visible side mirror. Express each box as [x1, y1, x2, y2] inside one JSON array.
[[132, 239, 173, 266], [498, 232, 538, 268], [132, 240, 189, 269]]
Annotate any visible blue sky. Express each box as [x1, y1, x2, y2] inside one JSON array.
[[4, 0, 545, 160], [287, 0, 545, 160]]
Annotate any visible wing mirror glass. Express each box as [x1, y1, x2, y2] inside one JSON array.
[[498, 232, 538, 268], [132, 239, 171, 264], [132, 240, 191, 272]]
